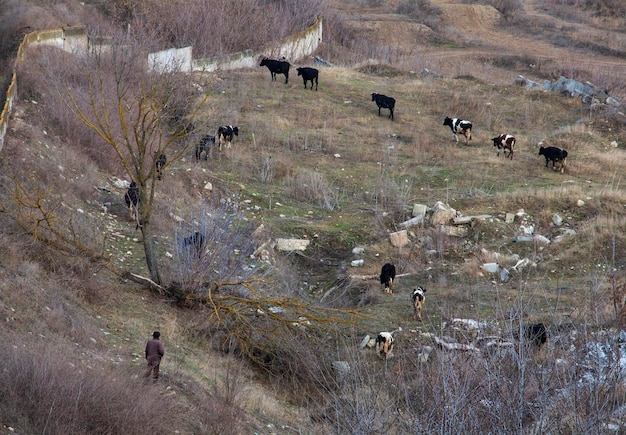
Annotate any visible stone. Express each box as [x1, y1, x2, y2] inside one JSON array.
[[481, 263, 500, 273], [500, 267, 510, 283], [389, 230, 409, 247], [398, 215, 425, 228], [431, 201, 457, 225], [412, 204, 428, 218], [439, 225, 467, 237], [275, 238, 310, 251]]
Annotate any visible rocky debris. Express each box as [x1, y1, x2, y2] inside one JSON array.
[[352, 247, 365, 255], [313, 56, 333, 67], [434, 335, 480, 352], [275, 238, 310, 251], [431, 201, 459, 225], [389, 230, 409, 247], [516, 74, 622, 106], [348, 201, 573, 281], [399, 201, 491, 229]]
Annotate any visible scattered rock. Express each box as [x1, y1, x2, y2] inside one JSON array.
[[431, 201, 458, 225], [438, 225, 467, 237], [398, 215, 425, 228], [389, 230, 409, 247], [275, 238, 310, 251], [416, 345, 434, 363], [412, 203, 428, 218], [481, 263, 500, 273], [359, 335, 371, 349]]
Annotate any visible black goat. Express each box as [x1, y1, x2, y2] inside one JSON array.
[[195, 134, 216, 161], [182, 231, 206, 257], [260, 57, 290, 84], [296, 67, 319, 91], [124, 180, 140, 227], [371, 93, 395, 120], [539, 146, 568, 173], [155, 152, 166, 180], [380, 263, 396, 294], [524, 323, 548, 347]]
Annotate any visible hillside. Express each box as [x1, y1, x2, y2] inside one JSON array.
[[3, 0, 626, 433]]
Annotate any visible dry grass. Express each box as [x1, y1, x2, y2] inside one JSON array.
[[4, 0, 626, 432]]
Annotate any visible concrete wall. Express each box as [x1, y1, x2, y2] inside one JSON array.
[[149, 46, 193, 73], [191, 16, 323, 72], [1, 17, 323, 150]]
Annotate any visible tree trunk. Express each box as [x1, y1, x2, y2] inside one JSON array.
[[141, 221, 162, 285]]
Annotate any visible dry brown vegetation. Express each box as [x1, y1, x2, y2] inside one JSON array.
[[3, 0, 626, 433]]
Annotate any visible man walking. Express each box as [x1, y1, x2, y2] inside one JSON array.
[[144, 331, 164, 382]]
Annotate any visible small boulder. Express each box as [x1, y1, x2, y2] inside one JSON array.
[[390, 230, 409, 247]]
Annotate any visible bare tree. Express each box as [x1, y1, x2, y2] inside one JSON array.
[[61, 36, 206, 285]]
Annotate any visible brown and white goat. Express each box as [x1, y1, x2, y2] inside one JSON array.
[[411, 286, 427, 321], [375, 331, 395, 360], [492, 134, 516, 159]]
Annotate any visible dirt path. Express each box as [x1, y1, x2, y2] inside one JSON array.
[[331, 0, 626, 78]]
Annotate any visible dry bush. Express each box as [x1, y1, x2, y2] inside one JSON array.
[[462, 0, 523, 20], [16, 48, 124, 174], [128, 0, 326, 58], [0, 338, 180, 434], [396, 0, 443, 32], [286, 167, 339, 210], [312, 311, 626, 433], [172, 200, 259, 295], [187, 287, 360, 407], [539, 0, 626, 20], [0, 0, 29, 75]]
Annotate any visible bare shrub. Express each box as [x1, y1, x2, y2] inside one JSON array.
[[128, 0, 327, 58], [257, 155, 274, 183], [542, 0, 626, 20], [0, 338, 180, 434], [396, 0, 443, 31], [173, 199, 259, 295], [286, 167, 339, 210], [463, 0, 523, 20], [0, 0, 29, 67]]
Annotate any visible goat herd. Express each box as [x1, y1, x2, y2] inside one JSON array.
[[375, 261, 548, 361], [122, 58, 568, 360], [258, 57, 570, 172], [375, 262, 428, 360], [443, 116, 568, 172]]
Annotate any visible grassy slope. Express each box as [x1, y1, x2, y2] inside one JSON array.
[[3, 0, 626, 432]]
